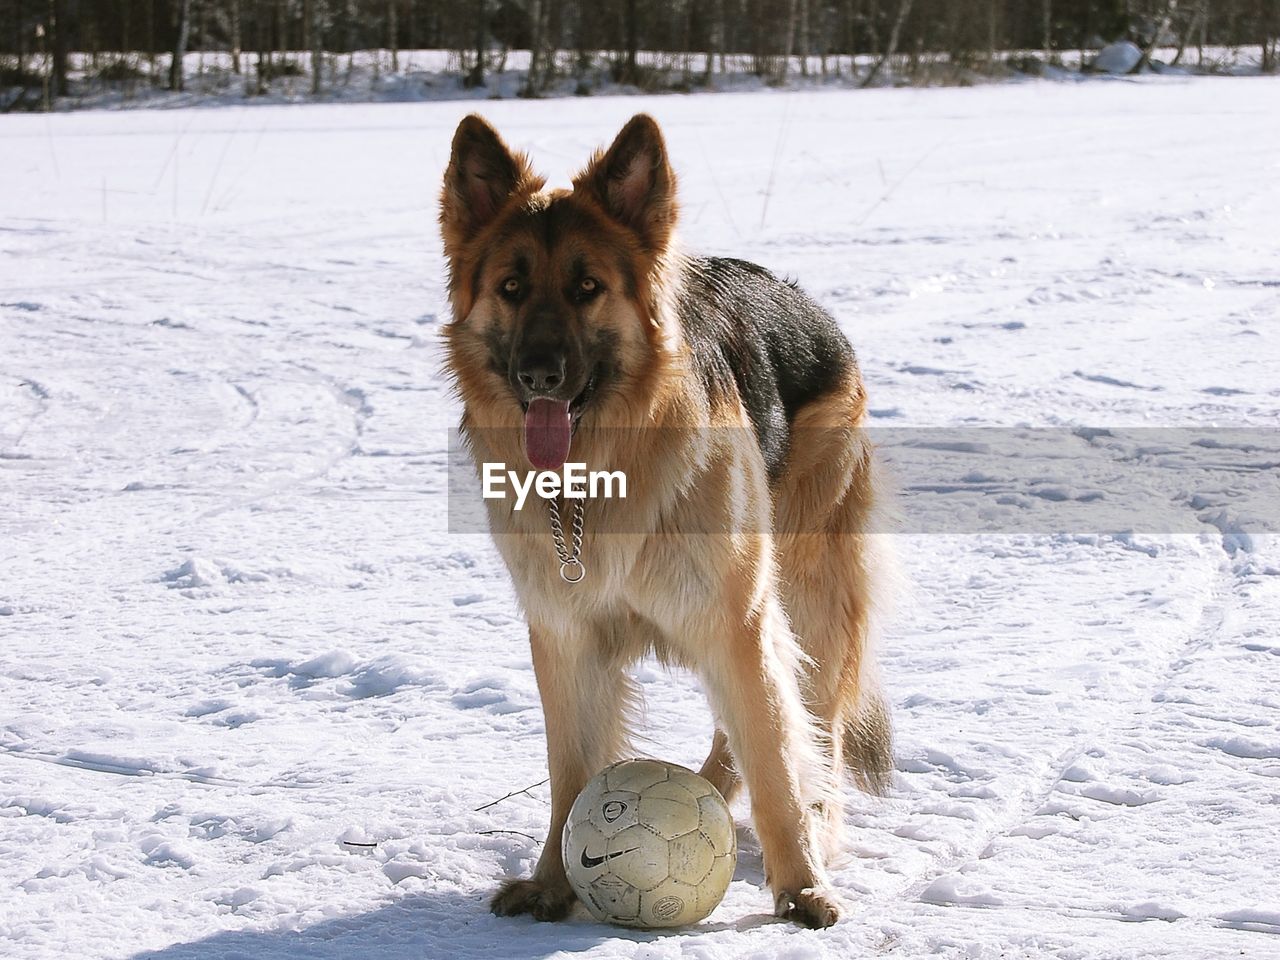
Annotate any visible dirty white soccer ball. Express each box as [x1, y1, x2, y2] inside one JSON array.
[[562, 758, 737, 928]]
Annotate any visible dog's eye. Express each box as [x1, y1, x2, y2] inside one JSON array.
[[500, 278, 521, 300], [578, 277, 601, 299]]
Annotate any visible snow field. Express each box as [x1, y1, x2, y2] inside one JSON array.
[[2, 76, 1279, 958]]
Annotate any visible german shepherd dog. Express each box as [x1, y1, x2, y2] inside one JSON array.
[[440, 114, 891, 929]]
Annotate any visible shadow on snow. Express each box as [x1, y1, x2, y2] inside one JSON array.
[[129, 878, 783, 959]]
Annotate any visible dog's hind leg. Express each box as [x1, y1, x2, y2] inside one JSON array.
[[490, 624, 634, 922], [780, 528, 891, 860], [696, 592, 841, 928], [698, 727, 741, 804], [774, 395, 893, 860], [791, 522, 894, 798]]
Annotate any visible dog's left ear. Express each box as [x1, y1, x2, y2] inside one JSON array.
[[574, 114, 677, 253], [440, 115, 543, 260]]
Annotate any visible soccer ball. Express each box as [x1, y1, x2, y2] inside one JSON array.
[[562, 758, 737, 928]]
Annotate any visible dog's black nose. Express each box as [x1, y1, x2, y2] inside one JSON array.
[[516, 354, 565, 394]]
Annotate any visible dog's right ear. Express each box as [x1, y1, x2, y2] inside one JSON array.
[[573, 114, 677, 254], [440, 115, 542, 259]]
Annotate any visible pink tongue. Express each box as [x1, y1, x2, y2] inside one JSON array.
[[523, 398, 572, 471]]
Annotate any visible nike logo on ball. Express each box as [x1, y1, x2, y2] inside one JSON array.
[[580, 846, 638, 869]]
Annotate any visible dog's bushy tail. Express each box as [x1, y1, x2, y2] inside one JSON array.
[[844, 688, 893, 797]]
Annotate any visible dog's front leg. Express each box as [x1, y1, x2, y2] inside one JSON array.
[[700, 593, 841, 929], [490, 624, 629, 921]]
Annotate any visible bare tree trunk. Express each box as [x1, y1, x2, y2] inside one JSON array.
[[121, 0, 133, 94], [196, 0, 204, 85], [1079, 0, 1088, 67], [860, 0, 911, 87], [987, 0, 998, 69], [51, 0, 69, 96], [719, 0, 731, 74], [469, 0, 485, 88], [799, 0, 810, 77], [682, 0, 694, 83], [388, 0, 398, 72], [231, 0, 242, 73], [1197, 1, 1205, 67], [254, 0, 267, 92], [38, 20, 50, 109], [815, 0, 826, 76], [273, 0, 283, 72], [1262, 0, 1278, 72], [1171, 0, 1202, 66], [718, 1, 727, 75], [17, 6, 29, 84], [88, 2, 98, 74], [342, 0, 355, 85], [623, 0, 637, 83], [748, 0, 762, 76], [544, 0, 559, 85], [835, 0, 850, 76], [781, 0, 798, 81], [841, 0, 854, 77], [706, 0, 723, 82], [864, 0, 882, 75], [1042, 0, 1052, 62], [524, 0, 544, 94], [147, 0, 156, 81], [1133, 0, 1176, 73], [310, 0, 324, 94], [169, 0, 190, 90]]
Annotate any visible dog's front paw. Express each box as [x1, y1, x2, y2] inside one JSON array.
[[490, 877, 577, 922], [774, 886, 842, 928]]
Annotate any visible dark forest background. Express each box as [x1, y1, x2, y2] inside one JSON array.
[[3, 0, 1277, 107]]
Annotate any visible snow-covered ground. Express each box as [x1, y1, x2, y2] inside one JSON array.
[[2, 77, 1279, 959]]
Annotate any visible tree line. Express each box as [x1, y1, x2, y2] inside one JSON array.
[[3, 0, 1277, 104]]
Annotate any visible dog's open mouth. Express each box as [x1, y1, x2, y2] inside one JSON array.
[[521, 373, 598, 471]]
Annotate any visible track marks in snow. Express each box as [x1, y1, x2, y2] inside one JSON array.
[[161, 557, 281, 594], [1198, 510, 1259, 557], [450, 677, 534, 716], [243, 652, 447, 701], [0, 377, 51, 455], [1203, 735, 1280, 761], [871, 542, 1250, 928], [1073, 370, 1163, 392], [1218, 907, 1280, 935], [883, 531, 1280, 945]]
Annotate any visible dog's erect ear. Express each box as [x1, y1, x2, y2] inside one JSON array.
[[573, 114, 677, 253], [440, 115, 542, 257]]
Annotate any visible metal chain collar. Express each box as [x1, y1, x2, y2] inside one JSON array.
[[547, 496, 586, 583]]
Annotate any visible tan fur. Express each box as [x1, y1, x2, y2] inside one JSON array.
[[440, 114, 890, 929]]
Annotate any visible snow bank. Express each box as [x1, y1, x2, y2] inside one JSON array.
[[1091, 41, 1143, 74]]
